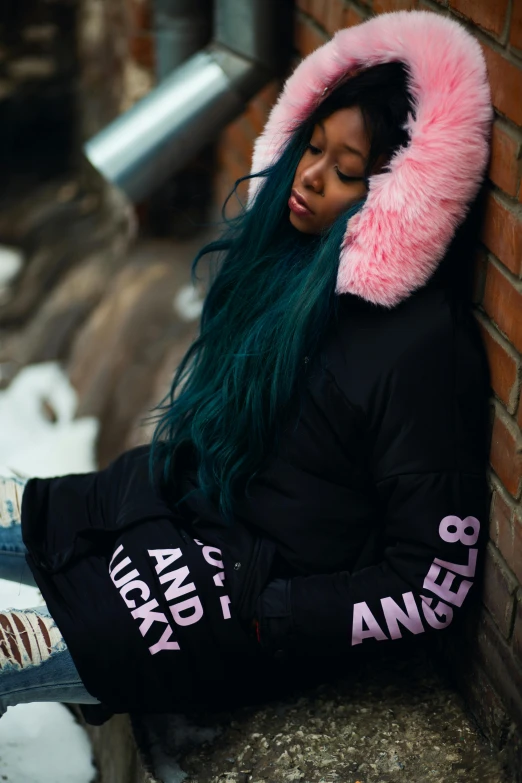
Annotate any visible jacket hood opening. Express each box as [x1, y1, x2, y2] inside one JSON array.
[[247, 10, 493, 308]]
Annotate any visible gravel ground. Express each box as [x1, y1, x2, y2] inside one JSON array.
[[142, 648, 512, 783]]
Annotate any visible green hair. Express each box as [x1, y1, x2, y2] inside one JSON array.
[[148, 115, 365, 524], [149, 62, 413, 525]]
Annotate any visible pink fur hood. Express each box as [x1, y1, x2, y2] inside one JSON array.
[[246, 10, 493, 308]]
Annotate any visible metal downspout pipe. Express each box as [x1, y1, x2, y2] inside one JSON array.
[[153, 0, 212, 82], [84, 0, 289, 202]]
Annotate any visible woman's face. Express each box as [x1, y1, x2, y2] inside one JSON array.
[[288, 106, 373, 235]]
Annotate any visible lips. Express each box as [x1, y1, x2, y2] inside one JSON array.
[[289, 189, 314, 216], [292, 189, 313, 212]]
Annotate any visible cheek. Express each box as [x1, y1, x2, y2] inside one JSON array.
[[293, 160, 306, 182], [326, 190, 354, 216], [331, 185, 366, 214]]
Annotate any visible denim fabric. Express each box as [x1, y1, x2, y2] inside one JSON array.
[[0, 476, 101, 716]]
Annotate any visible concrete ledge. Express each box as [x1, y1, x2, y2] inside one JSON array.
[[69, 648, 514, 783]]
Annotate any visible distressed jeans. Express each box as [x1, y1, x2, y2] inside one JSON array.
[[0, 475, 100, 716]]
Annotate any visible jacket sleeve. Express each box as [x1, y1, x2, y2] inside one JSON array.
[[254, 308, 490, 658]]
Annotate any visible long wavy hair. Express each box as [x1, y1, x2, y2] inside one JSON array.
[[149, 61, 414, 525]]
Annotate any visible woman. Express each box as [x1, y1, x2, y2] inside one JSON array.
[[0, 10, 492, 725]]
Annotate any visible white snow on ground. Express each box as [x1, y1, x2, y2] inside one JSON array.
[[0, 703, 96, 783], [0, 362, 98, 783], [0, 245, 23, 288], [149, 741, 189, 783], [0, 578, 44, 610], [147, 715, 221, 783], [0, 362, 98, 478], [173, 284, 204, 322]]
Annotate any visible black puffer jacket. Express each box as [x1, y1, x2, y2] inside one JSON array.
[[171, 269, 490, 655], [20, 10, 492, 725], [21, 268, 489, 723]]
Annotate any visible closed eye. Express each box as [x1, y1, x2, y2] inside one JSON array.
[[306, 144, 366, 184]]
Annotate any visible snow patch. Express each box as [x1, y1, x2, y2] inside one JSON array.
[[0, 702, 97, 783], [0, 577, 44, 609], [0, 245, 23, 287], [173, 284, 204, 322], [147, 715, 221, 783], [0, 362, 98, 476], [0, 361, 99, 782]]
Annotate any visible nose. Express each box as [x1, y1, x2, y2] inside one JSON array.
[[301, 159, 324, 195]]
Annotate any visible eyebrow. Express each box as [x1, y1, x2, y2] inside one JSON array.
[[316, 119, 366, 160]]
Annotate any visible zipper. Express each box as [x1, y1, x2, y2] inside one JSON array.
[[235, 534, 264, 619]]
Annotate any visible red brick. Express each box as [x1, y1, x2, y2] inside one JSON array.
[[483, 261, 522, 353], [481, 43, 522, 126], [490, 485, 514, 542], [513, 593, 522, 667], [127, 0, 152, 32], [238, 114, 259, 146], [477, 318, 519, 409], [128, 33, 154, 70], [481, 192, 522, 276], [295, 15, 329, 57], [449, 0, 508, 37], [496, 504, 522, 584], [373, 0, 418, 12], [245, 99, 270, 137], [222, 121, 254, 169], [309, 0, 328, 26], [217, 144, 249, 182], [490, 489, 518, 576], [344, 5, 366, 27], [482, 544, 518, 638], [488, 122, 521, 198], [257, 80, 280, 112], [510, 0, 522, 51], [490, 406, 522, 498], [513, 513, 522, 580], [324, 0, 346, 35], [476, 611, 522, 728]]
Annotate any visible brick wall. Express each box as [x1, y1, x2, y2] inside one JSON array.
[[214, 0, 522, 774], [212, 80, 281, 219]]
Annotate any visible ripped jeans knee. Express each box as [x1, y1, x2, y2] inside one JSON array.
[[0, 477, 101, 713], [0, 606, 101, 717], [0, 607, 66, 671]]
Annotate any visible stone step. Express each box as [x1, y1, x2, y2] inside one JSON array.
[[71, 647, 513, 783]]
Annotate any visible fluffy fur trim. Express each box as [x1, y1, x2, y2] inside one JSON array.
[[247, 10, 493, 307]]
